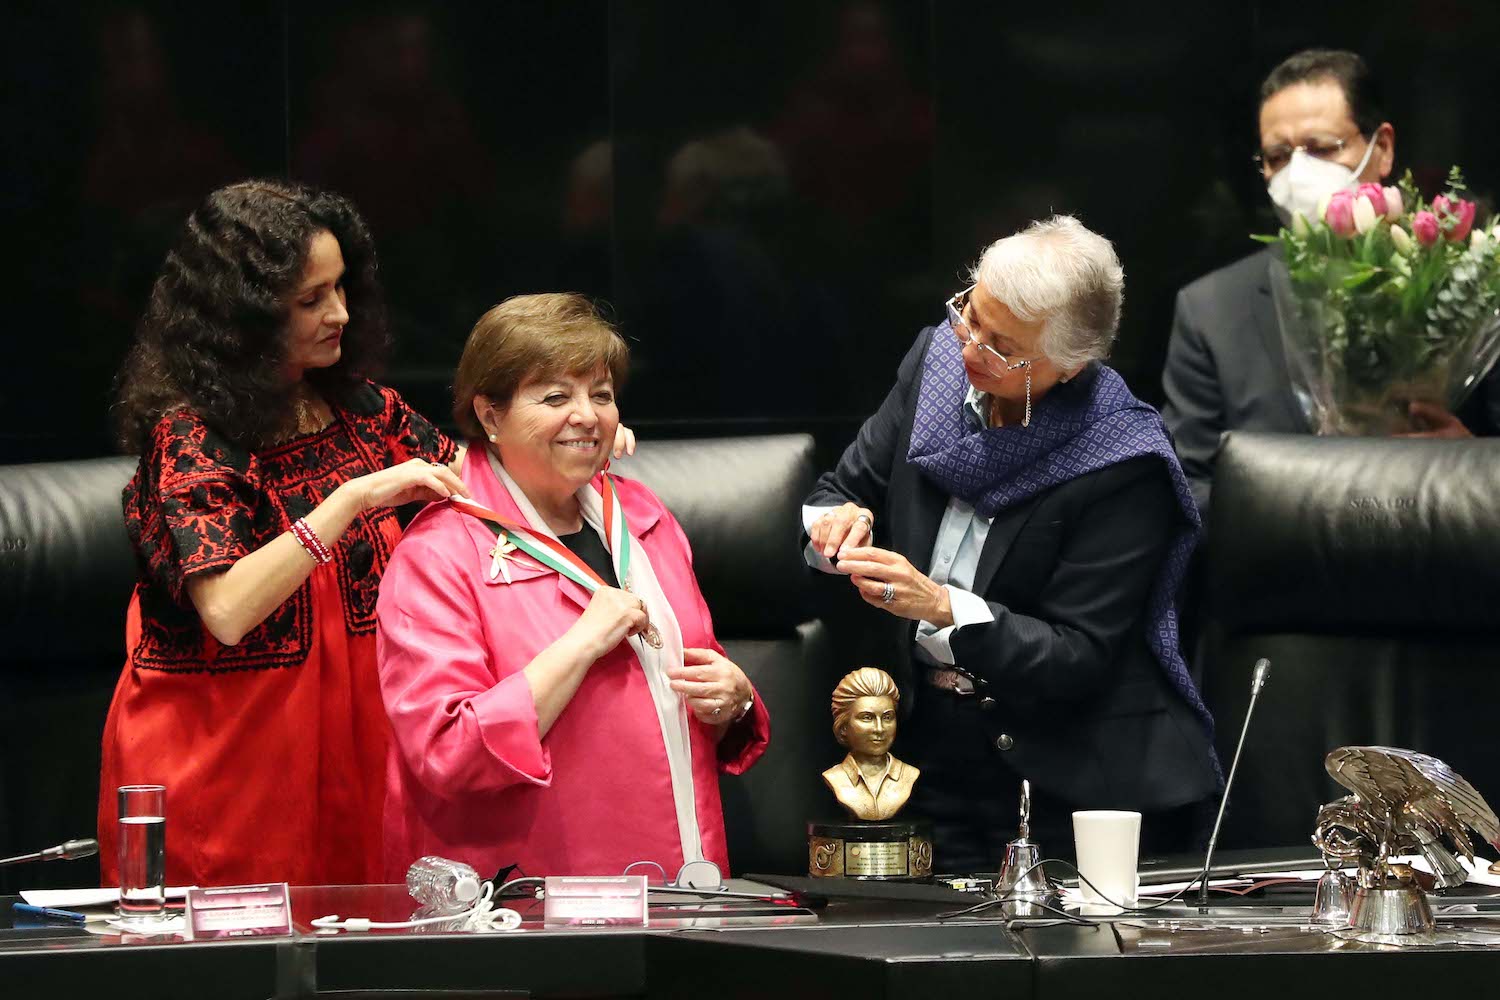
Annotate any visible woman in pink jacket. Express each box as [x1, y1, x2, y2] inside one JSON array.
[[376, 293, 769, 880]]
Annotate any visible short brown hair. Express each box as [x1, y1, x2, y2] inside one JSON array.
[[452, 293, 629, 439]]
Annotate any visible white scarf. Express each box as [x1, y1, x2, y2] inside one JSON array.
[[486, 451, 704, 866]]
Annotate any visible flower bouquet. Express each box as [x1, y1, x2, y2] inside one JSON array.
[[1259, 168, 1500, 435]]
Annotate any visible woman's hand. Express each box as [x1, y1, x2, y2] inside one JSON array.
[[670, 648, 753, 725], [576, 586, 651, 656], [836, 546, 953, 626], [1399, 401, 1473, 439], [612, 424, 637, 459], [349, 459, 470, 511], [810, 502, 875, 559]]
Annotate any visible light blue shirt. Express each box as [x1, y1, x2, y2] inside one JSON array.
[[803, 386, 997, 667]]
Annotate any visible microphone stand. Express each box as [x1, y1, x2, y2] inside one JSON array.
[[0, 838, 99, 867], [1196, 658, 1270, 913]]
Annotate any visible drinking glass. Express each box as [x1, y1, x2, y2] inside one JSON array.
[[117, 784, 166, 923]]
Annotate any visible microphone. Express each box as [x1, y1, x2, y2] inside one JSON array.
[[1196, 658, 1270, 911], [0, 838, 100, 867]]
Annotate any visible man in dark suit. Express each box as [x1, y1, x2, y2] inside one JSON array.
[[1164, 49, 1499, 515], [805, 216, 1219, 873]]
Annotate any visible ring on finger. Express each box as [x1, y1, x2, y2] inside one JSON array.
[[881, 582, 895, 605], [712, 702, 723, 717], [855, 512, 872, 527]]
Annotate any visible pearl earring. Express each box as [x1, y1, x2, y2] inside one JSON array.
[[488, 433, 497, 443]]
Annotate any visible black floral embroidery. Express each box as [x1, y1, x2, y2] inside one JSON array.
[[125, 383, 454, 673]]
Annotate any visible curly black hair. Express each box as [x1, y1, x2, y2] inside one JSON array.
[[114, 179, 390, 453]]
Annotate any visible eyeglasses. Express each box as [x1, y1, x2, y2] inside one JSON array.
[[946, 286, 1032, 373], [945, 285, 1033, 427], [1253, 134, 1360, 174]]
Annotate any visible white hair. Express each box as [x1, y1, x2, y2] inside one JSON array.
[[968, 215, 1125, 370]]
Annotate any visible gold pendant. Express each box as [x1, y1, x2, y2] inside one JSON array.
[[622, 578, 664, 648], [642, 623, 664, 649]]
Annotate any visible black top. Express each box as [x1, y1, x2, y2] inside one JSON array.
[[559, 526, 619, 589]]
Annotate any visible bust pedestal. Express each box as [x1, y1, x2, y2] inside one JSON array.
[[807, 819, 933, 880]]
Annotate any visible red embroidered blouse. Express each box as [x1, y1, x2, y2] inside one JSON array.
[[99, 382, 454, 887]]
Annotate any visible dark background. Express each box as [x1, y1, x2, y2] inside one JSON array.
[[3, 0, 1498, 466]]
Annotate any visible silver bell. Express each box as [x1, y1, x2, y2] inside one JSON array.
[[1311, 863, 1354, 926], [998, 780, 1056, 902]]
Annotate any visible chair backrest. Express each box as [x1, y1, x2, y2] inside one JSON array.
[[1197, 432, 1500, 849], [0, 455, 138, 890], [0, 437, 837, 887]]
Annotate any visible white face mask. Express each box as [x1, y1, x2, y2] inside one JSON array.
[[1266, 135, 1377, 226]]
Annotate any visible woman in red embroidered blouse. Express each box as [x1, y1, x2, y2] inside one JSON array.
[[99, 180, 471, 888]]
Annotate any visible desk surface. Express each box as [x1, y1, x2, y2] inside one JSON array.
[[6, 875, 1500, 999]]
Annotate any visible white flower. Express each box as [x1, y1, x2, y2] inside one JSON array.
[[1383, 185, 1404, 222], [1353, 195, 1379, 234], [1471, 228, 1489, 254], [1291, 212, 1311, 238], [1389, 225, 1413, 255], [1317, 192, 1333, 223]]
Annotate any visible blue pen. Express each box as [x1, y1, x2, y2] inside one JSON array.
[[12, 903, 88, 924]]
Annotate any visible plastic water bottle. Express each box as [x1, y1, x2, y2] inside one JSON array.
[[408, 903, 472, 933], [406, 856, 481, 914]]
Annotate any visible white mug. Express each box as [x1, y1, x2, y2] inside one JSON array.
[[1073, 810, 1141, 913]]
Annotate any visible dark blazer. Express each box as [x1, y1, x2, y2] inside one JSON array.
[[1160, 249, 1304, 515], [807, 329, 1219, 814], [1162, 248, 1500, 515]]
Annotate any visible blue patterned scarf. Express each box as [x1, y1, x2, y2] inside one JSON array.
[[907, 322, 1216, 743]]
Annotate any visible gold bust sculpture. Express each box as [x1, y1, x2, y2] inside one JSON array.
[[821, 667, 919, 822]]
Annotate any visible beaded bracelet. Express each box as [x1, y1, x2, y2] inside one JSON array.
[[290, 518, 333, 565]]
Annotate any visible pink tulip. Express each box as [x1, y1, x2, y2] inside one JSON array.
[[1324, 190, 1357, 237], [1411, 211, 1440, 246], [1382, 186, 1404, 222], [1433, 194, 1477, 242], [1356, 183, 1388, 217]]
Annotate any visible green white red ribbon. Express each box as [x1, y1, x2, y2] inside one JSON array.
[[453, 472, 663, 647]]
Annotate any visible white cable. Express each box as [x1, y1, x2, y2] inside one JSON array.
[[311, 880, 522, 933]]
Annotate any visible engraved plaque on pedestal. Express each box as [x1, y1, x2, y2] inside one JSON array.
[[808, 820, 933, 881]]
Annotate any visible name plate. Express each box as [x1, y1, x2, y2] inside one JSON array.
[[845, 840, 908, 876], [186, 883, 292, 939], [542, 875, 648, 926]]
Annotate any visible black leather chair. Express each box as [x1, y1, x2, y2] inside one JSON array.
[[0, 435, 837, 889], [0, 455, 136, 892], [1196, 432, 1500, 849]]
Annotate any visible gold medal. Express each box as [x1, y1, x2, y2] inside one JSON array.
[[623, 579, 665, 649]]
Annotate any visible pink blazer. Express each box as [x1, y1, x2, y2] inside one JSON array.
[[375, 445, 770, 880]]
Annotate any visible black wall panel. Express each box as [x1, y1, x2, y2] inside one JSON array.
[[5, 0, 1499, 462]]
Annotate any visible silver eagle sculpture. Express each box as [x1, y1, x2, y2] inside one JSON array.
[[1313, 746, 1500, 890]]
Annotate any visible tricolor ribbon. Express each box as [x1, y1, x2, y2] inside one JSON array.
[[452, 474, 663, 648], [598, 473, 665, 647]]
